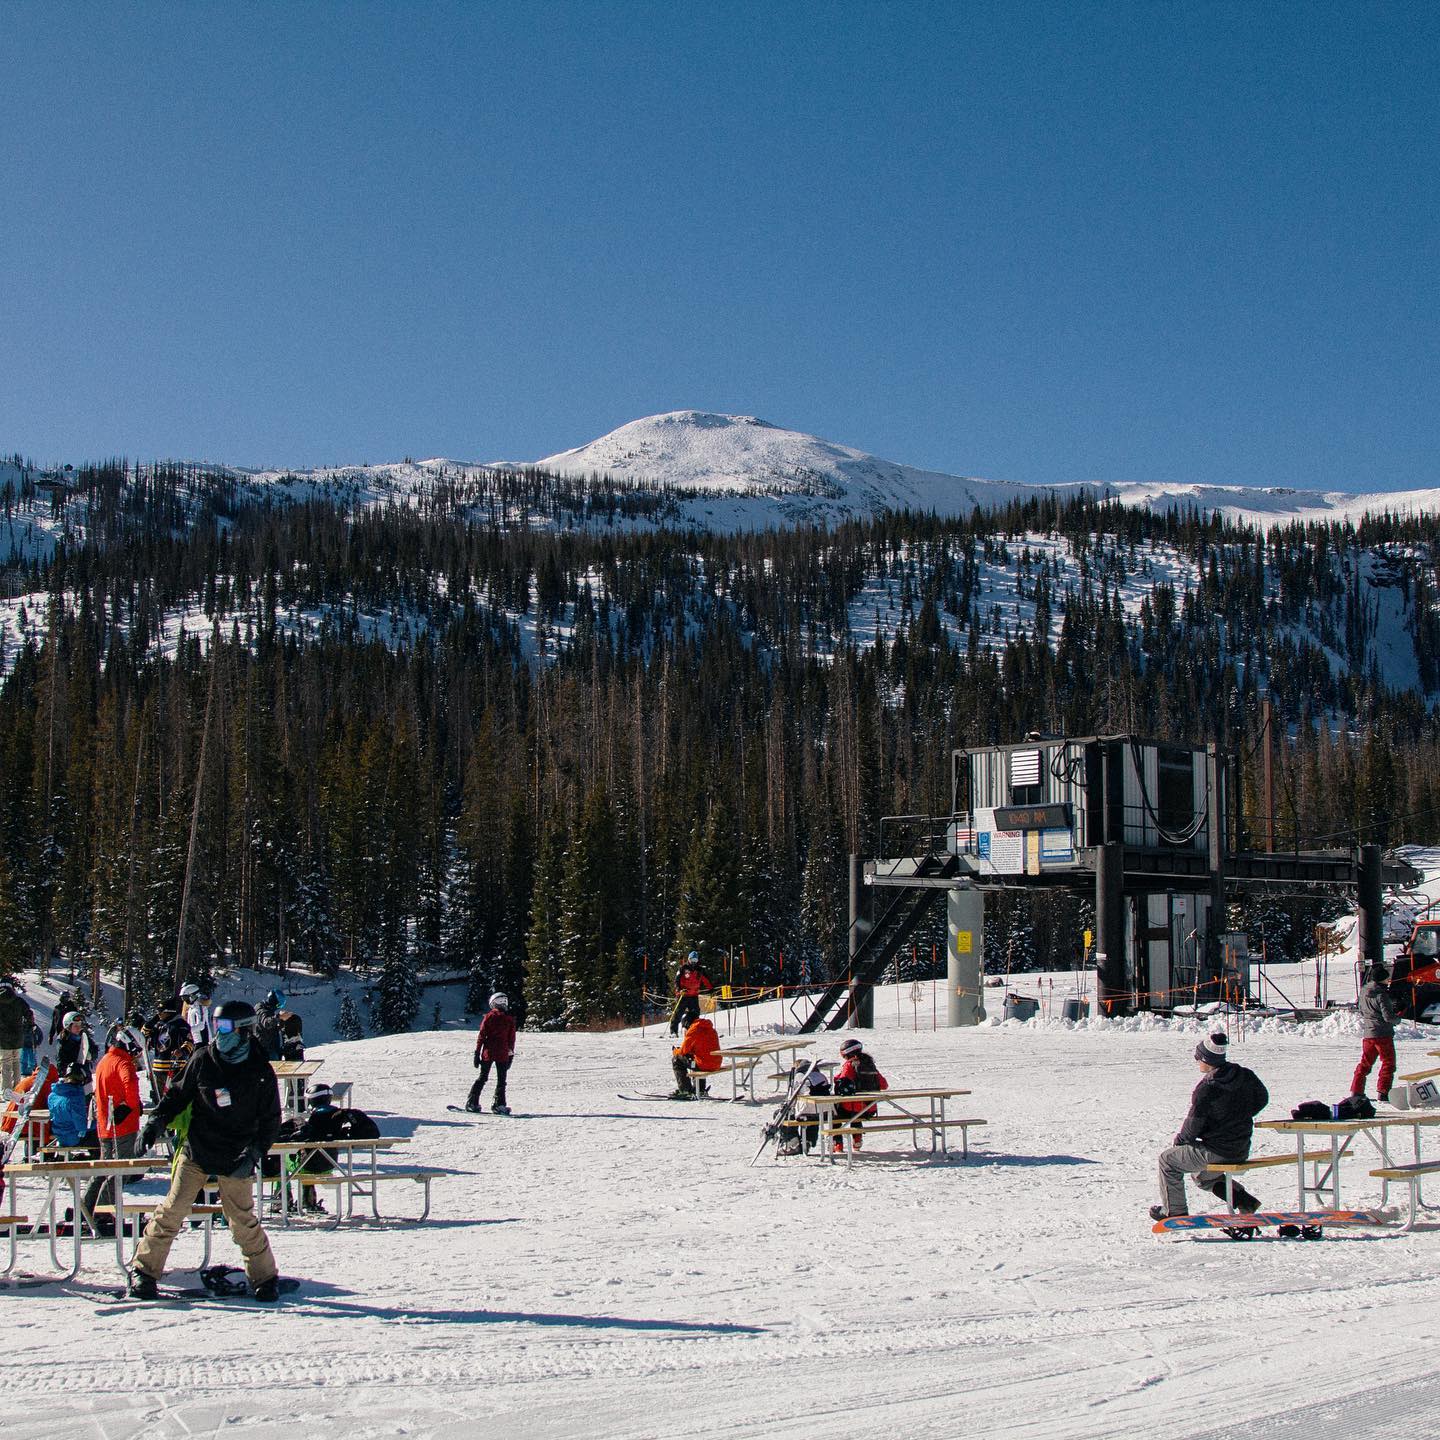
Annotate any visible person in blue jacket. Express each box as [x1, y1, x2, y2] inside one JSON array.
[[47, 1064, 96, 1149]]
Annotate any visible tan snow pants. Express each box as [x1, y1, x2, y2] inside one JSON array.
[[132, 1156, 278, 1284]]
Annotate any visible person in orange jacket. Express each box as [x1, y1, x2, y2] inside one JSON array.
[[670, 1014, 722, 1099], [1, 1059, 57, 1146], [82, 1026, 144, 1232], [831, 1037, 888, 1151]]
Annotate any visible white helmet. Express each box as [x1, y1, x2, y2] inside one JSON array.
[[179, 982, 200, 999], [63, 1010, 84, 1027], [489, 992, 510, 1012]]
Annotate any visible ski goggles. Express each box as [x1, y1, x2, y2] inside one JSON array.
[[213, 1016, 257, 1035]]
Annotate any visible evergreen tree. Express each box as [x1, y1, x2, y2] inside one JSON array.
[[335, 990, 365, 1041]]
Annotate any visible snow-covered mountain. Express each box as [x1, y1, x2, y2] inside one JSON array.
[[534, 410, 1440, 530]]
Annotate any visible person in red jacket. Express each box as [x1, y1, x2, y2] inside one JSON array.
[[831, 1037, 888, 1151], [465, 993, 516, 1114], [670, 1015, 723, 1099], [82, 1026, 144, 1233], [669, 951, 714, 1036]]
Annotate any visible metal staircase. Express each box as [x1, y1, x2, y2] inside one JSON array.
[[797, 852, 958, 1032]]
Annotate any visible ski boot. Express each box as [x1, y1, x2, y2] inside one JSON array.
[[252, 1276, 280, 1303], [491, 1103, 511, 1115]]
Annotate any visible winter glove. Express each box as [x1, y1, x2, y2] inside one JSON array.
[[473, 1050, 482, 1069], [111, 1102, 133, 1127], [139, 1118, 162, 1152], [227, 1146, 261, 1180]]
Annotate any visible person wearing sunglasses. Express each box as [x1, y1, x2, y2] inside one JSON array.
[[128, 999, 283, 1302]]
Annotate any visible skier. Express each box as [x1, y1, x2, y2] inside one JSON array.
[[669, 952, 714, 1037], [145, 998, 193, 1092], [1150, 1030, 1269, 1221], [180, 980, 212, 1048], [55, 1010, 98, 1079], [831, 1037, 888, 1151], [1351, 961, 1400, 1105], [670, 1012, 722, 1099], [0, 978, 35, 1095], [129, 999, 282, 1302], [465, 993, 516, 1113], [83, 1025, 144, 1233]]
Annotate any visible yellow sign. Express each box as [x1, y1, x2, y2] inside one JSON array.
[[1083, 929, 1093, 950], [955, 931, 973, 954]]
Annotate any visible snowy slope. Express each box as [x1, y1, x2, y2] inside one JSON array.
[[7, 1001, 1440, 1440], [7, 861, 1440, 1438]]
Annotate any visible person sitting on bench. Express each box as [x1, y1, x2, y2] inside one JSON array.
[[1151, 1030, 1268, 1221], [671, 1015, 722, 1100], [831, 1038, 887, 1151], [278, 1083, 380, 1212]]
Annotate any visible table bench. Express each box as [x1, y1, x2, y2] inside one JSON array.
[[1208, 1151, 1333, 1209], [710, 1040, 815, 1102], [1369, 1161, 1440, 1231], [304, 1166, 450, 1226], [798, 1088, 978, 1168], [1256, 1114, 1440, 1210], [272, 1059, 325, 1118]]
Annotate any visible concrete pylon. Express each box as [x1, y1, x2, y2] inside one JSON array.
[[947, 887, 985, 1025]]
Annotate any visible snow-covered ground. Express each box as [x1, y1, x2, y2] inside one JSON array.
[[5, 991, 1440, 1440]]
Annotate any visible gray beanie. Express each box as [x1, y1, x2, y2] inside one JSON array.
[[1195, 1031, 1229, 1066]]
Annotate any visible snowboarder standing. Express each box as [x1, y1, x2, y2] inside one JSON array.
[[670, 1013, 723, 1099], [465, 993, 516, 1114], [1151, 1031, 1268, 1221], [1351, 961, 1400, 1104], [129, 999, 282, 1302], [669, 952, 714, 1037]]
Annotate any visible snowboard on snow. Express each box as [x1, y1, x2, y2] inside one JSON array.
[[98, 1266, 301, 1310], [1152, 1208, 1386, 1239], [446, 1104, 513, 1115]]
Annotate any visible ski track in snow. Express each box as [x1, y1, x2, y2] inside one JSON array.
[[6, 1002, 1440, 1439]]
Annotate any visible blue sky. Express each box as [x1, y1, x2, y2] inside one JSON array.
[[3, 2, 1437, 491]]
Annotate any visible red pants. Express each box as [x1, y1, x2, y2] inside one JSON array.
[[1351, 1037, 1396, 1098]]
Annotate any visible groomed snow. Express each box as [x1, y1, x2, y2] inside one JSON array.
[[6, 989, 1440, 1439]]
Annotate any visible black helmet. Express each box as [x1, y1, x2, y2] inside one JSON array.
[[213, 999, 258, 1032], [839, 1037, 864, 1057]]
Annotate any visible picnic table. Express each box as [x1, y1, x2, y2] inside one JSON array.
[[1254, 1113, 1440, 1211], [709, 1038, 815, 1102], [797, 1088, 982, 1168], [273, 1059, 325, 1118], [265, 1136, 442, 1226], [2, 1156, 176, 1283]]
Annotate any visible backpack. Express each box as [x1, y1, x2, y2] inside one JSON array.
[[1291, 1100, 1331, 1121], [1332, 1093, 1375, 1121]]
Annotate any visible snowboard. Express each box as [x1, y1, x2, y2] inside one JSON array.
[[1152, 1208, 1385, 1238], [447, 1104, 515, 1115], [98, 1267, 300, 1311]]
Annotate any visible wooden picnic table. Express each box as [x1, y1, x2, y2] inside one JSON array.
[[2, 1156, 174, 1283], [710, 1039, 815, 1102], [1255, 1114, 1440, 1210], [265, 1135, 410, 1225], [797, 1087, 981, 1168], [273, 1059, 325, 1117]]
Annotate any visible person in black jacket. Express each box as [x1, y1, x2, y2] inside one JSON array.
[[277, 1083, 381, 1212], [1151, 1030, 1269, 1220], [129, 999, 282, 1301]]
